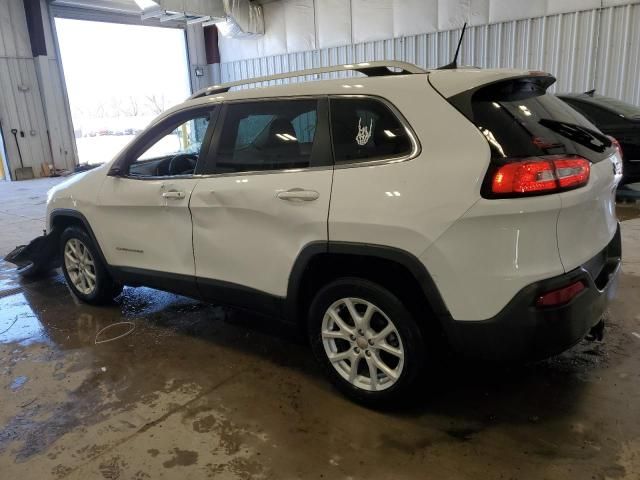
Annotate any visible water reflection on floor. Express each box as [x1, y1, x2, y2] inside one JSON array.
[[0, 223, 640, 479], [0, 293, 48, 346]]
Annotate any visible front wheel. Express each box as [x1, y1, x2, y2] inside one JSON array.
[[60, 226, 122, 304], [308, 278, 425, 406]]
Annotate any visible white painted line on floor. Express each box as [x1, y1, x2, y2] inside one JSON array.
[[632, 332, 640, 340]]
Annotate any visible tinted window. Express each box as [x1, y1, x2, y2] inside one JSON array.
[[454, 79, 613, 163], [215, 100, 318, 173], [590, 95, 640, 120], [563, 99, 625, 126], [128, 113, 211, 177], [330, 98, 412, 163]]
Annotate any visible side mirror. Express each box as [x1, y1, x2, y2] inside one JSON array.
[[107, 165, 125, 177]]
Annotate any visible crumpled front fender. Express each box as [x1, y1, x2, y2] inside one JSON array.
[[4, 230, 61, 277]]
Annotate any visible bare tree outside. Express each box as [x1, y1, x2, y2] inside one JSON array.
[[145, 94, 166, 115], [123, 96, 140, 116]]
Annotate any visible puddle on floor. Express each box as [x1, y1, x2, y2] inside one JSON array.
[[0, 264, 21, 294], [0, 293, 49, 345], [9, 375, 28, 391]]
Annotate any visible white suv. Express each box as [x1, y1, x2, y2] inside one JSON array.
[[44, 61, 622, 405]]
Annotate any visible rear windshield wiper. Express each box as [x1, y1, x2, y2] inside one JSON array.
[[539, 118, 610, 152]]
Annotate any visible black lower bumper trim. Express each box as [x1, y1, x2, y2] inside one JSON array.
[[444, 224, 622, 362], [4, 230, 61, 276]]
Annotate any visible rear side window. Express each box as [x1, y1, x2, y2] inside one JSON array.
[[215, 99, 319, 173], [451, 78, 613, 163], [330, 97, 413, 163]]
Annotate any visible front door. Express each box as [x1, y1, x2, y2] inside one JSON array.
[[94, 106, 217, 281], [190, 98, 333, 305]]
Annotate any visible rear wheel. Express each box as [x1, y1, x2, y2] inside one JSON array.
[[60, 226, 122, 304], [308, 277, 425, 406]]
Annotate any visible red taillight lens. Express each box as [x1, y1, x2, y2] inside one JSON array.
[[490, 155, 590, 197], [492, 160, 556, 194], [554, 158, 591, 188], [536, 281, 586, 307]]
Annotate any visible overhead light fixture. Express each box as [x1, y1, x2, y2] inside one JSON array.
[[518, 105, 532, 116], [134, 0, 159, 10], [384, 129, 396, 138], [140, 7, 163, 20], [276, 133, 297, 141]]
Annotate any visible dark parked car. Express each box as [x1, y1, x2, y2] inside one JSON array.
[[557, 91, 640, 184]]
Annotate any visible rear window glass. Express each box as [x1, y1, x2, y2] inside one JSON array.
[[590, 95, 640, 120], [561, 99, 623, 125], [456, 79, 613, 163], [330, 98, 413, 163]]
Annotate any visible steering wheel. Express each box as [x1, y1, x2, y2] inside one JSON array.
[[168, 153, 198, 175]]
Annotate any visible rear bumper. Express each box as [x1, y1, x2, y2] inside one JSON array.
[[444, 224, 621, 362]]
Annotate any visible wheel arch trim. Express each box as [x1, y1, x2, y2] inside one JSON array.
[[285, 241, 451, 325], [50, 209, 112, 274]]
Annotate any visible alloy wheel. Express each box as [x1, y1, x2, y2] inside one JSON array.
[[321, 297, 405, 391], [64, 238, 97, 295]]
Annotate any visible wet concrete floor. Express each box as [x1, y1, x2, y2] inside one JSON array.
[[1, 221, 640, 479]]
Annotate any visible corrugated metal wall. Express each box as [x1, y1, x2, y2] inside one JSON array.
[[220, 2, 640, 105], [0, 0, 77, 179], [0, 0, 50, 178]]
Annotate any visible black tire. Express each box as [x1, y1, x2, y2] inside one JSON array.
[[60, 226, 122, 304], [308, 277, 425, 407]]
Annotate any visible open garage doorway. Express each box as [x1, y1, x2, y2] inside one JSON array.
[[55, 18, 191, 165]]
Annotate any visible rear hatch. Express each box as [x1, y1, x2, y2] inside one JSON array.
[[430, 71, 622, 272]]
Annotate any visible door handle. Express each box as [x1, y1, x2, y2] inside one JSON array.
[[276, 189, 320, 201], [162, 190, 186, 199]]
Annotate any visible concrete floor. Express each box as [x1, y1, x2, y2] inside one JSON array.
[[0, 177, 66, 257], [1, 179, 640, 479]]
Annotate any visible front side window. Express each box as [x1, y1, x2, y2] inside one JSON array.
[[215, 99, 319, 173], [330, 97, 413, 163], [128, 113, 211, 177]]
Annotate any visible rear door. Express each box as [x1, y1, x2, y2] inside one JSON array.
[[190, 97, 333, 304]]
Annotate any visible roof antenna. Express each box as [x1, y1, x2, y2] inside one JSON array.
[[438, 22, 467, 70]]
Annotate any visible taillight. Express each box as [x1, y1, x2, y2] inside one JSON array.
[[607, 135, 623, 157], [488, 155, 590, 198], [536, 280, 586, 307]]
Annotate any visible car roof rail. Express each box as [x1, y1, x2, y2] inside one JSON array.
[[188, 61, 427, 100]]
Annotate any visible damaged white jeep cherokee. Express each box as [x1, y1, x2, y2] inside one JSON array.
[[39, 61, 622, 404]]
